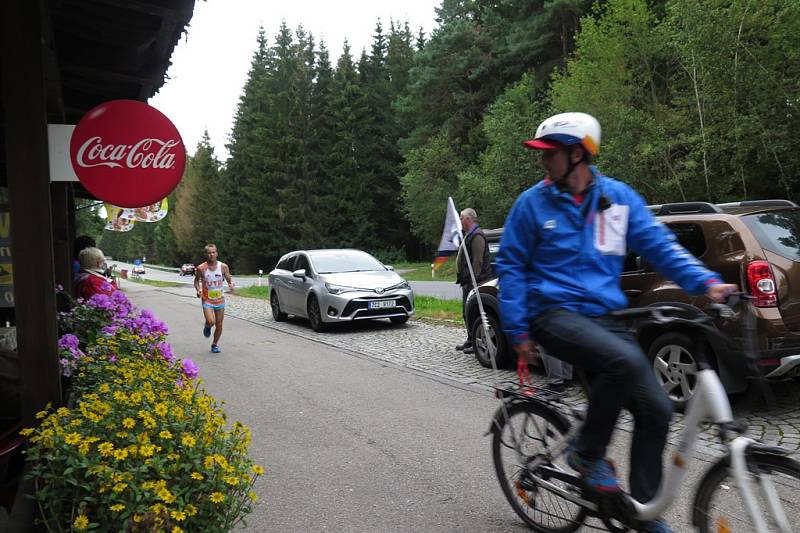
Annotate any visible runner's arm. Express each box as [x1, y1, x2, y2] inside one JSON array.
[[193, 268, 202, 297], [222, 264, 234, 290]]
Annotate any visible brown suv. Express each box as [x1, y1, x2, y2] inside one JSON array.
[[466, 200, 800, 407]]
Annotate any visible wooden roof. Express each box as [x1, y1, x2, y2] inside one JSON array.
[[1, 0, 196, 186]]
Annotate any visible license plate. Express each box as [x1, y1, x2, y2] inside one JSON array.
[[368, 300, 394, 309]]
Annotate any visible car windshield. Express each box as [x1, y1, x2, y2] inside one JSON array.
[[310, 251, 386, 274], [743, 210, 800, 261]]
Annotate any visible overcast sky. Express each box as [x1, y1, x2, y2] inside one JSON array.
[[150, 0, 439, 161]]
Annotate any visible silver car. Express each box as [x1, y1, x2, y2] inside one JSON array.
[[268, 249, 415, 332]]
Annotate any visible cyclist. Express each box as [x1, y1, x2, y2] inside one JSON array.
[[496, 112, 737, 533]]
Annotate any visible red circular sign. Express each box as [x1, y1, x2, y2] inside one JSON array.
[[70, 99, 186, 208]]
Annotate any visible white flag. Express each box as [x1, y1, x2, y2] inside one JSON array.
[[437, 197, 462, 253]]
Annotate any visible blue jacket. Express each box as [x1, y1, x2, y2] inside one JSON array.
[[496, 168, 721, 345]]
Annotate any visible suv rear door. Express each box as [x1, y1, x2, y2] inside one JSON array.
[[741, 209, 800, 331]]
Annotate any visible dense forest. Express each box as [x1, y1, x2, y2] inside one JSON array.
[[97, 0, 800, 272]]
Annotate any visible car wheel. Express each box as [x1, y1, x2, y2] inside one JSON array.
[[390, 316, 409, 325], [471, 312, 511, 369], [307, 295, 328, 332], [270, 290, 288, 321], [648, 332, 700, 410]]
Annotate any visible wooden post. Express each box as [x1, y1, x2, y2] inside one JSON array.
[[51, 183, 72, 305], [1, 0, 62, 427]]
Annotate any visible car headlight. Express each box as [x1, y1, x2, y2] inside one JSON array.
[[325, 283, 359, 295], [387, 280, 410, 291]]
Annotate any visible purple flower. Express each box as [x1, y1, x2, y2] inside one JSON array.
[[156, 341, 175, 363], [100, 281, 113, 292], [55, 284, 64, 293], [87, 293, 114, 311], [58, 334, 79, 351], [180, 359, 199, 379]]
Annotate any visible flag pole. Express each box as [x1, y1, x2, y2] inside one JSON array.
[[459, 231, 498, 372]]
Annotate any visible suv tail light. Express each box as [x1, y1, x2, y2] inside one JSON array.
[[747, 261, 777, 307]]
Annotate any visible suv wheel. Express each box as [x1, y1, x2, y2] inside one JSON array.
[[471, 312, 510, 369], [648, 332, 700, 410]]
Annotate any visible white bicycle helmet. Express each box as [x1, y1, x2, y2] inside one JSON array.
[[523, 112, 601, 156]]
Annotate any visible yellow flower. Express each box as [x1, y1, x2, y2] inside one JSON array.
[[64, 432, 81, 445], [181, 435, 196, 448], [122, 418, 136, 429], [185, 504, 198, 516], [73, 514, 89, 530], [170, 509, 187, 521], [154, 403, 168, 416], [35, 410, 48, 419], [114, 449, 129, 461], [113, 482, 128, 492], [132, 514, 142, 523], [224, 476, 239, 486], [167, 452, 180, 461], [172, 527, 184, 533], [159, 430, 173, 440], [98, 442, 115, 456], [248, 491, 259, 502], [57, 407, 70, 417], [110, 503, 125, 512], [190, 472, 204, 480], [19, 428, 34, 437], [210, 492, 225, 504], [253, 464, 265, 475], [203, 456, 215, 469], [98, 383, 110, 394]]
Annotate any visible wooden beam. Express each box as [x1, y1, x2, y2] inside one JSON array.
[[51, 183, 72, 309], [1, 0, 62, 427], [82, 0, 193, 24], [62, 64, 163, 86]]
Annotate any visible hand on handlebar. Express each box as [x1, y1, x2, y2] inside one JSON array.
[[706, 283, 739, 303]]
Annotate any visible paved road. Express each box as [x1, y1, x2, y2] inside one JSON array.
[[124, 283, 800, 531], [113, 261, 463, 299]]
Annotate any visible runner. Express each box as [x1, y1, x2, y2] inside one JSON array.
[[194, 244, 234, 353]]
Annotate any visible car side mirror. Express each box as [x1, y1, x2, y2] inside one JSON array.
[[292, 269, 307, 279], [385, 265, 395, 271]]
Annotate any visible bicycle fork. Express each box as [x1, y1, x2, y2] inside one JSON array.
[[729, 437, 792, 533]]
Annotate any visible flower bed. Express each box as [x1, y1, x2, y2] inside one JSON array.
[[22, 290, 262, 532]]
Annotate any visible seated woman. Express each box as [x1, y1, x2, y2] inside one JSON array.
[[75, 247, 117, 300]]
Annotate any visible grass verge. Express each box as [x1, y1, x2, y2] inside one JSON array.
[[395, 259, 457, 282], [235, 286, 270, 299], [228, 286, 462, 324], [124, 277, 181, 288]]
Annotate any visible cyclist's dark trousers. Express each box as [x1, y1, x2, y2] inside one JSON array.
[[531, 308, 673, 503]]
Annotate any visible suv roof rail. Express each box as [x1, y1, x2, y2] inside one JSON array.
[[716, 199, 799, 209], [647, 202, 722, 216]]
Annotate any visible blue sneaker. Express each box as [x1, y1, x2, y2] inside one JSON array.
[[203, 325, 211, 338], [211, 344, 221, 353], [571, 452, 621, 493], [640, 518, 673, 533]]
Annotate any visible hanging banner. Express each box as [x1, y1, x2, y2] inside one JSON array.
[[104, 204, 135, 232], [118, 198, 169, 222], [70, 100, 186, 208]]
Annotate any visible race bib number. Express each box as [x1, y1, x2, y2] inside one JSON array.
[[207, 288, 223, 300], [594, 204, 629, 255]]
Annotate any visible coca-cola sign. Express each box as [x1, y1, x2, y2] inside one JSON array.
[[70, 100, 186, 208]]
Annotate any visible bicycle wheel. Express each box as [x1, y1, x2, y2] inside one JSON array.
[[492, 401, 587, 532], [694, 452, 800, 532]]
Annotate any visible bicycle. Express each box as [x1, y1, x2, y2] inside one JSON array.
[[489, 294, 800, 532]]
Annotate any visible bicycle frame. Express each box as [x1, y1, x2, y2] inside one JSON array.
[[633, 367, 736, 521], [633, 368, 788, 533]]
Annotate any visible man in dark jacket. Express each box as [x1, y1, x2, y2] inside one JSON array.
[[455, 208, 494, 354]]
